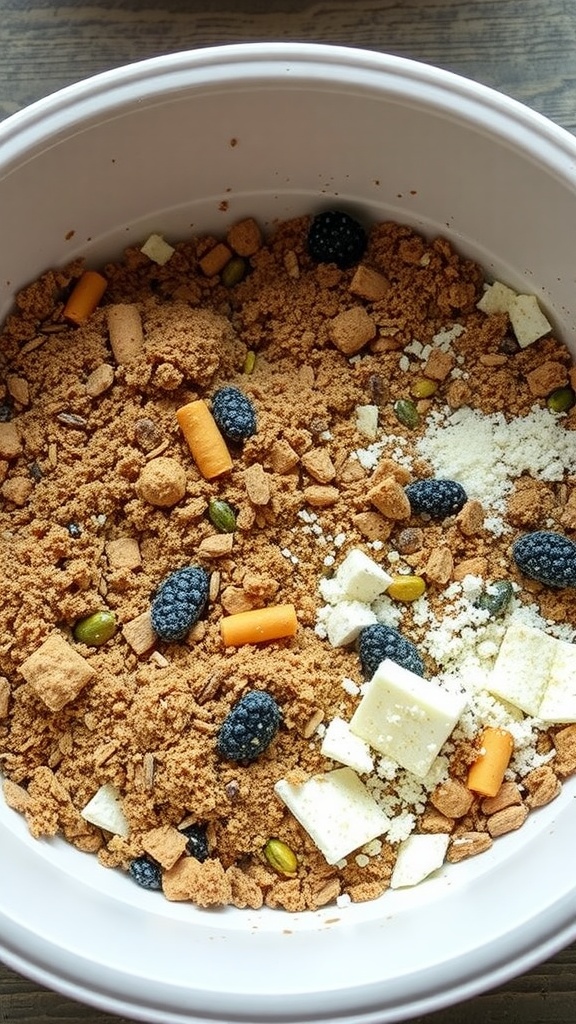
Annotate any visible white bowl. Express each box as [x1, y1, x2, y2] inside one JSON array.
[[1, 42, 576, 1024]]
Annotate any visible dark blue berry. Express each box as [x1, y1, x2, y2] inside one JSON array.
[[211, 386, 256, 444], [180, 823, 209, 861], [217, 690, 281, 763], [150, 565, 210, 642], [307, 211, 367, 269], [512, 530, 576, 588], [128, 856, 162, 890], [405, 479, 467, 519], [358, 623, 425, 678], [0, 400, 12, 422]]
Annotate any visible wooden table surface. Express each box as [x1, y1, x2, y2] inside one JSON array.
[[1, 0, 576, 1021]]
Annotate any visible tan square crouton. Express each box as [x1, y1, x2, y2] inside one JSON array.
[[19, 633, 95, 712]]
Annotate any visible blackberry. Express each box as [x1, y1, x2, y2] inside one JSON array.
[[512, 530, 576, 588], [180, 823, 209, 862], [211, 386, 257, 444], [307, 210, 367, 270], [405, 478, 467, 519], [358, 623, 425, 678], [217, 690, 281, 763], [128, 856, 162, 890], [150, 565, 210, 642]]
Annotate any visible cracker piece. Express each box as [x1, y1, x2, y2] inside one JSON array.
[[142, 825, 187, 870], [122, 611, 156, 655], [19, 634, 95, 712], [0, 422, 22, 460], [105, 537, 142, 570], [329, 307, 376, 355]]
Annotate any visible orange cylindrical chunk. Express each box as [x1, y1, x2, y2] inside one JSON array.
[[467, 727, 514, 798], [176, 399, 233, 480], [63, 270, 108, 324], [220, 604, 298, 647]]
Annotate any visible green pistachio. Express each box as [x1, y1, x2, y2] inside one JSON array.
[[73, 610, 117, 647], [221, 256, 248, 288], [393, 398, 420, 429], [208, 498, 237, 533], [264, 838, 298, 876], [547, 386, 575, 413]]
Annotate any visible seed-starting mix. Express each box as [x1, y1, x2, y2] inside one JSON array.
[[1, 211, 576, 911]]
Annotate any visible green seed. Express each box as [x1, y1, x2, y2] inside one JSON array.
[[393, 398, 420, 429], [547, 386, 575, 413], [208, 498, 237, 533], [221, 256, 248, 288], [73, 610, 117, 647], [264, 838, 298, 876], [243, 350, 257, 375], [387, 574, 426, 602], [475, 580, 514, 618], [411, 377, 438, 399]]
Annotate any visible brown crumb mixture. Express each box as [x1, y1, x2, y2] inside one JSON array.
[[0, 216, 575, 913]]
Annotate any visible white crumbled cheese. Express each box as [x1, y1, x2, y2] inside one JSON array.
[[274, 767, 391, 865], [321, 717, 374, 774], [389, 834, 450, 889], [509, 294, 552, 348], [350, 659, 466, 778], [140, 233, 175, 266], [355, 404, 379, 440], [432, 323, 465, 348], [336, 893, 352, 909], [398, 355, 410, 372], [81, 783, 130, 837], [416, 405, 576, 523], [322, 600, 377, 647]]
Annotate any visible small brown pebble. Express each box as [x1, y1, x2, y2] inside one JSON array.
[[525, 360, 568, 397], [349, 265, 390, 302], [133, 417, 164, 452], [396, 526, 424, 554], [86, 363, 115, 397], [422, 348, 455, 381], [424, 546, 454, 584], [447, 831, 493, 863], [226, 218, 262, 257], [366, 476, 411, 520], [243, 462, 271, 505], [19, 634, 95, 712], [198, 533, 234, 558], [456, 499, 485, 537], [122, 611, 156, 655], [136, 457, 186, 508], [301, 448, 336, 484], [303, 485, 339, 508], [0, 422, 23, 460], [486, 804, 528, 837], [199, 243, 232, 277], [329, 306, 376, 355]]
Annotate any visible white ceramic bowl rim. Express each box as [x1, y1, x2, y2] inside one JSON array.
[[1, 42, 576, 1024]]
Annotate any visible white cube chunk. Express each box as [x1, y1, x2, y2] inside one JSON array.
[[350, 659, 466, 778], [140, 233, 175, 266], [324, 600, 377, 647], [333, 548, 393, 604], [321, 717, 374, 774], [508, 294, 552, 348], [476, 280, 517, 315], [538, 638, 576, 723], [274, 767, 390, 865], [486, 621, 557, 716], [390, 833, 449, 889], [81, 783, 130, 837], [355, 404, 379, 441]]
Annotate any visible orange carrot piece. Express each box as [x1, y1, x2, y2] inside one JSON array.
[[176, 399, 232, 480], [467, 727, 514, 798], [220, 604, 298, 647], [63, 270, 108, 324]]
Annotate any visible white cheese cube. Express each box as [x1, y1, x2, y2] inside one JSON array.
[[538, 638, 576, 723], [324, 600, 377, 647], [140, 233, 175, 266], [355, 404, 379, 441], [81, 783, 130, 837], [350, 659, 466, 778], [274, 767, 390, 865], [486, 621, 557, 716], [333, 548, 393, 604], [321, 717, 374, 774], [389, 833, 449, 889], [476, 280, 517, 315], [508, 294, 552, 348]]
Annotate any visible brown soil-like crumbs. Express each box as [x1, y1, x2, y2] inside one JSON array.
[[0, 215, 575, 912]]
